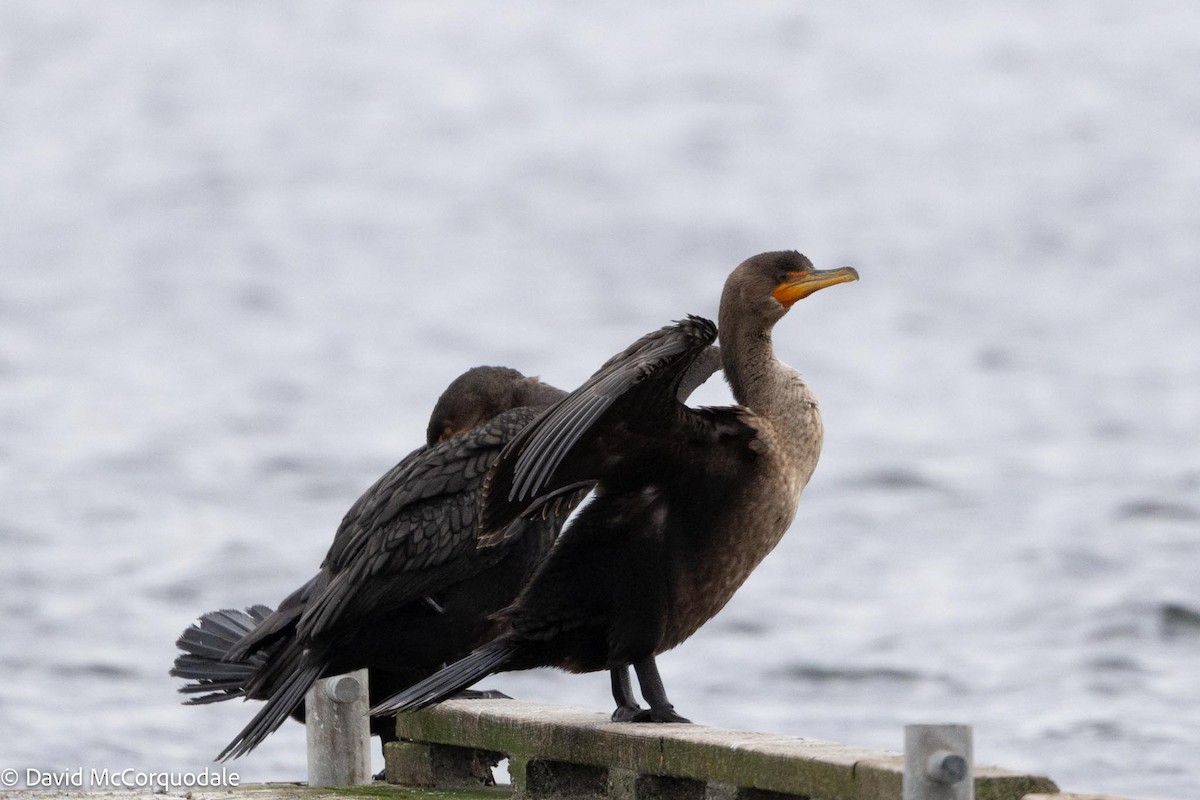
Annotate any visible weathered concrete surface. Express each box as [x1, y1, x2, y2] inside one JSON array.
[[389, 699, 1061, 800], [513, 759, 608, 800], [0, 783, 507, 800], [384, 741, 501, 789], [608, 769, 706, 800]]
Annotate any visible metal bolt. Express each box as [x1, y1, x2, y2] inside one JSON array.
[[323, 674, 362, 704], [926, 750, 968, 784], [904, 724, 973, 800]]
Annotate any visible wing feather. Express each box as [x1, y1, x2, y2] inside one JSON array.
[[482, 316, 724, 539]]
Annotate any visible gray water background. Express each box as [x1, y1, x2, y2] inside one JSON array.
[[1, 2, 1198, 798]]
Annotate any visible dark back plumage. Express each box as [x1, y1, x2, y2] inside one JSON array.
[[171, 367, 574, 760]]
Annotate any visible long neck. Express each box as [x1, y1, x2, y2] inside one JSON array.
[[718, 304, 824, 493], [718, 307, 792, 413]]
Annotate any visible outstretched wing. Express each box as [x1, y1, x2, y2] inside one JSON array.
[[482, 316, 742, 540]]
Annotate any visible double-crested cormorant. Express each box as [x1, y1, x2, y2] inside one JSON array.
[[371, 251, 858, 722], [171, 366, 573, 760]]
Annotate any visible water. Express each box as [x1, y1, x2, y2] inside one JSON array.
[[1, 2, 1198, 797]]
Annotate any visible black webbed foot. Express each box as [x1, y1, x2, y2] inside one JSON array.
[[611, 703, 645, 722], [628, 705, 691, 723]]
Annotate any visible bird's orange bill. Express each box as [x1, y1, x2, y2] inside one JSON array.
[[772, 266, 860, 308]]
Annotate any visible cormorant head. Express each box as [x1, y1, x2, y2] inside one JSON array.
[[426, 366, 564, 444], [426, 366, 524, 444], [722, 250, 859, 326]]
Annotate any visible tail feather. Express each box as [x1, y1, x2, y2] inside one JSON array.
[[217, 662, 323, 761], [370, 638, 517, 716], [170, 606, 273, 704], [175, 606, 272, 657], [226, 578, 317, 662], [174, 657, 257, 682], [179, 680, 250, 704]]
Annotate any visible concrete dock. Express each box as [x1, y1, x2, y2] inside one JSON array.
[[2, 698, 1134, 800], [384, 698, 1068, 799]]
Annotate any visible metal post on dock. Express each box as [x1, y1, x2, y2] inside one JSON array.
[[305, 668, 371, 787], [903, 724, 973, 800]]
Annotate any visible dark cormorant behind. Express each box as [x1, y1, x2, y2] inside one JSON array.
[[171, 366, 571, 760], [371, 251, 858, 722]]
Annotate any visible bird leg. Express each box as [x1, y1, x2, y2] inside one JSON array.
[[630, 656, 691, 723], [610, 666, 645, 721]]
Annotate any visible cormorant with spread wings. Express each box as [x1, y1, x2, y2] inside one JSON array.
[[371, 251, 858, 723]]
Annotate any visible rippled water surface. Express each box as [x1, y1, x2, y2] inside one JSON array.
[[2, 3, 1198, 798]]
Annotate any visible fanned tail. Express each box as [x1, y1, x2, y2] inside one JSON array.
[[217, 662, 323, 761], [170, 606, 273, 704], [370, 638, 517, 716]]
